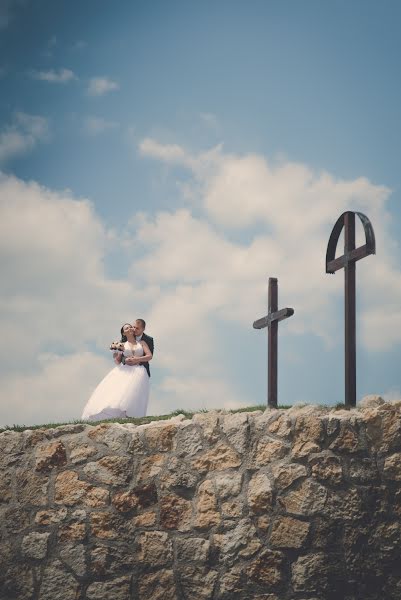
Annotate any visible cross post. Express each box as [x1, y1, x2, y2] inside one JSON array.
[[326, 211, 376, 407], [253, 277, 294, 408]]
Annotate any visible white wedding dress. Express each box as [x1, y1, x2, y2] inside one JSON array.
[[81, 341, 150, 421]]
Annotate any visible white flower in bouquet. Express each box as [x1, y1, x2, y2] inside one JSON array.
[[109, 341, 125, 353]]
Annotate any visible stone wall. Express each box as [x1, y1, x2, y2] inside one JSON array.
[[1, 397, 401, 600]]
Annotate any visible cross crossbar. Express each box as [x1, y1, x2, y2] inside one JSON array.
[[326, 211, 375, 274], [253, 307, 295, 330]]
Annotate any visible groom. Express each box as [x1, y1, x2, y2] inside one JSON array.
[[124, 318, 154, 377]]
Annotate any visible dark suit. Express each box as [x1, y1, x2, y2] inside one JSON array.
[[140, 333, 154, 377]]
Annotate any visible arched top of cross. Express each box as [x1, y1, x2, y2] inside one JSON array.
[[326, 211, 376, 274]]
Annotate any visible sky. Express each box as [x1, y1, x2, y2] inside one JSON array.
[[0, 0, 400, 427]]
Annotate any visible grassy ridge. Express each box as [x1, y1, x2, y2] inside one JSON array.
[[0, 404, 295, 433]]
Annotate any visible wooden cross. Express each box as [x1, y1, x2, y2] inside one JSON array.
[[253, 277, 294, 408], [326, 211, 376, 407]]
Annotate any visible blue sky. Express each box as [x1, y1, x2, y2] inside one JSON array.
[[1, 0, 400, 426]]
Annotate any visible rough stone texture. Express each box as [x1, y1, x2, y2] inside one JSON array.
[[54, 470, 109, 507], [176, 536, 210, 562], [137, 453, 165, 481], [21, 531, 50, 559], [292, 413, 324, 459], [176, 424, 204, 456], [179, 565, 218, 599], [144, 422, 178, 452], [279, 479, 327, 516], [270, 516, 310, 548], [58, 519, 86, 542], [59, 542, 86, 576], [1, 563, 35, 600], [309, 452, 343, 485], [160, 493, 192, 530], [90, 511, 118, 538], [195, 479, 220, 528], [35, 508, 68, 525], [112, 489, 140, 512], [112, 482, 157, 514], [220, 412, 249, 453], [160, 455, 199, 490], [292, 553, 329, 592], [268, 414, 293, 438], [132, 510, 157, 527], [15, 467, 49, 506], [86, 576, 131, 600], [2, 400, 401, 599], [69, 443, 97, 464], [254, 437, 288, 466], [214, 472, 242, 498], [213, 518, 261, 563], [38, 559, 80, 600], [35, 441, 67, 471], [192, 441, 242, 472], [359, 394, 385, 409], [138, 570, 177, 600], [329, 423, 360, 453], [383, 452, 401, 480], [248, 549, 285, 587], [247, 473, 273, 514], [137, 531, 173, 565], [271, 462, 307, 491], [83, 455, 132, 485]]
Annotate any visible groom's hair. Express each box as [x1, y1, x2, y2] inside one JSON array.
[[136, 318, 146, 330]]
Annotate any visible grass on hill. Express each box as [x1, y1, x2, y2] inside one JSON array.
[[0, 404, 294, 433]]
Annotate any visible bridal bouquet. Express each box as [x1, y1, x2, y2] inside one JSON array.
[[109, 341, 125, 353]]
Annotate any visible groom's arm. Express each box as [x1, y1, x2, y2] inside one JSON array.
[[128, 340, 153, 364]]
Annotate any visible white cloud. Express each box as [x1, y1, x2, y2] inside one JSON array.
[[0, 112, 49, 163], [139, 138, 196, 167], [0, 352, 110, 427], [87, 77, 119, 96], [137, 138, 401, 351], [31, 68, 76, 83], [83, 116, 118, 135], [139, 138, 224, 175], [0, 173, 139, 351]]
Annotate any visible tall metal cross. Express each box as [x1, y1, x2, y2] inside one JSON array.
[[253, 277, 294, 408], [326, 211, 376, 407]]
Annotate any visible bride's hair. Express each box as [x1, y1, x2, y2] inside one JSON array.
[[120, 323, 132, 342]]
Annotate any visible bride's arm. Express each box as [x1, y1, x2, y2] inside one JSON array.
[[113, 352, 123, 365]]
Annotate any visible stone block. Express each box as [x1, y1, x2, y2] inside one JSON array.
[[247, 473, 273, 514], [270, 516, 310, 548], [192, 442, 241, 473]]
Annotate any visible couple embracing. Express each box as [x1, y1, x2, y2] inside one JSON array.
[[81, 319, 154, 421]]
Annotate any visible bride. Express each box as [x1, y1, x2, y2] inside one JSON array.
[[81, 323, 152, 421]]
